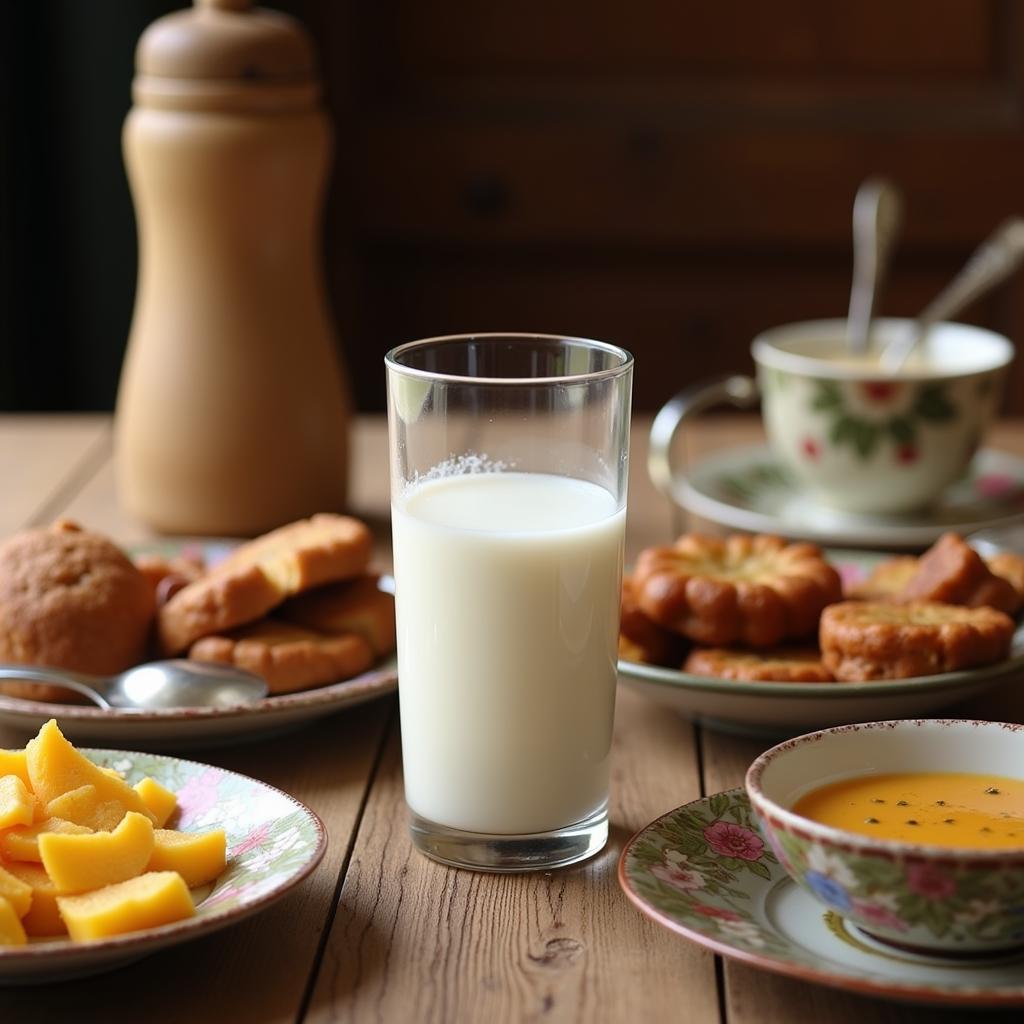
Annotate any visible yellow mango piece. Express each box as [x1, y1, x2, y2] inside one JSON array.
[[44, 784, 131, 832], [0, 749, 29, 787], [4, 862, 65, 936], [39, 811, 154, 895], [0, 863, 32, 918], [134, 777, 177, 829], [101, 767, 126, 781], [26, 720, 155, 824], [0, 775, 36, 828], [0, 817, 93, 863], [57, 871, 194, 942], [147, 829, 226, 888], [0, 897, 27, 946]]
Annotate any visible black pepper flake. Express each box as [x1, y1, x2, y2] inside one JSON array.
[[943, 818, 956, 824], [870, 798, 886, 804], [905, 820, 919, 826], [864, 817, 879, 824], [935, 800, 947, 806], [896, 800, 909, 807], [981, 827, 993, 833], [985, 787, 1001, 795]]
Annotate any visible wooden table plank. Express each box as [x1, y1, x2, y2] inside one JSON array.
[[0, 414, 110, 534], [306, 688, 717, 1024]]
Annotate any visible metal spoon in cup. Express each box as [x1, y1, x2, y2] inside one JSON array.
[[0, 660, 269, 711], [881, 216, 1024, 372], [847, 177, 903, 355]]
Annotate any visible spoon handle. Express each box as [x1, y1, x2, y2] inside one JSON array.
[[847, 178, 903, 355], [0, 666, 110, 709], [882, 217, 1024, 371]]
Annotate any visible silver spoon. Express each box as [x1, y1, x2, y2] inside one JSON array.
[[847, 177, 903, 355], [0, 660, 269, 711], [881, 216, 1024, 372]]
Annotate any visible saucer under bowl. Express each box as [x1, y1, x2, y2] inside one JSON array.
[[746, 719, 1024, 957]]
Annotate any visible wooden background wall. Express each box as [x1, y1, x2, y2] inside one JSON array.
[[4, 0, 1024, 413]]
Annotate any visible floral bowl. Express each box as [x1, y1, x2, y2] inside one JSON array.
[[745, 719, 1024, 956]]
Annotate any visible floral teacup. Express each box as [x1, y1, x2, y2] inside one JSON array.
[[746, 719, 1024, 956], [649, 319, 1013, 515]]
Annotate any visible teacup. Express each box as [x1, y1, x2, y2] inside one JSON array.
[[649, 319, 1014, 515], [746, 719, 1024, 956]]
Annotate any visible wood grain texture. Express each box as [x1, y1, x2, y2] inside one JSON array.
[[305, 687, 718, 1024]]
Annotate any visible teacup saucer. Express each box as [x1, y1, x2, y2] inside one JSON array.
[[619, 788, 1024, 1007], [677, 444, 1024, 549]]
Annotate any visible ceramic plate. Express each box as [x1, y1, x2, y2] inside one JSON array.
[[0, 747, 326, 984], [618, 549, 1024, 738], [675, 444, 1024, 549], [619, 789, 1024, 1008], [0, 541, 397, 748]]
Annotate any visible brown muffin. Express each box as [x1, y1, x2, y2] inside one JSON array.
[[986, 552, 1024, 609], [820, 600, 1014, 681], [632, 533, 842, 648], [0, 520, 155, 700], [845, 556, 919, 602], [901, 533, 1019, 616], [684, 647, 833, 683]]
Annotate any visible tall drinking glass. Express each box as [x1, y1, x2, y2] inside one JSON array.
[[386, 334, 633, 872]]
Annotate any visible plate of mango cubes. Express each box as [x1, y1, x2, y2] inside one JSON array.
[[0, 719, 326, 983]]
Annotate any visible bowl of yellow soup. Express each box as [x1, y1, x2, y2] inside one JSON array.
[[745, 719, 1024, 955]]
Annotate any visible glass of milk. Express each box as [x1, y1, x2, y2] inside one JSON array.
[[386, 334, 633, 871]]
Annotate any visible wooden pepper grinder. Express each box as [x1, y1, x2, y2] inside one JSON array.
[[116, 0, 352, 536]]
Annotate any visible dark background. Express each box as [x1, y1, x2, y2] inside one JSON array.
[[4, 0, 1024, 415]]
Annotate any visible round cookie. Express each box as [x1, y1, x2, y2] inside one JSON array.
[[0, 520, 155, 700], [845, 556, 919, 602], [632, 533, 842, 647], [820, 600, 1014, 681], [684, 647, 833, 683], [190, 619, 374, 694], [279, 574, 395, 656]]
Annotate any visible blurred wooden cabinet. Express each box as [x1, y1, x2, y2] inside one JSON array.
[[298, 0, 1024, 411]]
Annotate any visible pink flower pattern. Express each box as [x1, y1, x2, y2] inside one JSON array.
[[174, 767, 224, 827], [852, 898, 908, 932], [907, 862, 957, 900], [703, 821, 764, 861], [231, 821, 272, 858]]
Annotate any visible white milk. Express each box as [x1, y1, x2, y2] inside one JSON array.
[[392, 471, 625, 835]]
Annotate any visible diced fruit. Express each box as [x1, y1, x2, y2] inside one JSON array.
[[0, 749, 29, 787], [147, 829, 226, 888], [4, 862, 65, 936], [26, 720, 155, 824], [0, 817, 93, 863], [57, 871, 194, 942], [101, 767, 125, 781], [134, 777, 177, 829], [0, 863, 32, 918], [45, 784, 133, 832], [0, 897, 27, 946], [0, 775, 36, 828], [39, 811, 154, 894]]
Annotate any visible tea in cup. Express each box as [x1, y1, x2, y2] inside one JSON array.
[[650, 318, 1013, 516]]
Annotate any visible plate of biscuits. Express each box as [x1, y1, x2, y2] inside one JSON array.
[[0, 516, 397, 748], [618, 531, 1024, 737]]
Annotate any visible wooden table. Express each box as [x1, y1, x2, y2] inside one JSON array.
[[2, 413, 1023, 1023]]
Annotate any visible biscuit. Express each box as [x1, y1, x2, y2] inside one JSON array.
[[134, 552, 206, 608], [820, 600, 1014, 681], [158, 514, 372, 655], [986, 552, 1024, 608], [618, 575, 688, 666], [190, 619, 375, 695], [279, 574, 395, 656], [901, 533, 1019, 616], [0, 520, 155, 701], [632, 534, 842, 647], [684, 647, 833, 683], [845, 556, 919, 602]]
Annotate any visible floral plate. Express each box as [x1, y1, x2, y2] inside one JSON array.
[[619, 789, 1024, 1007], [0, 747, 326, 984], [0, 541, 397, 749], [677, 444, 1024, 549], [618, 548, 1024, 738]]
